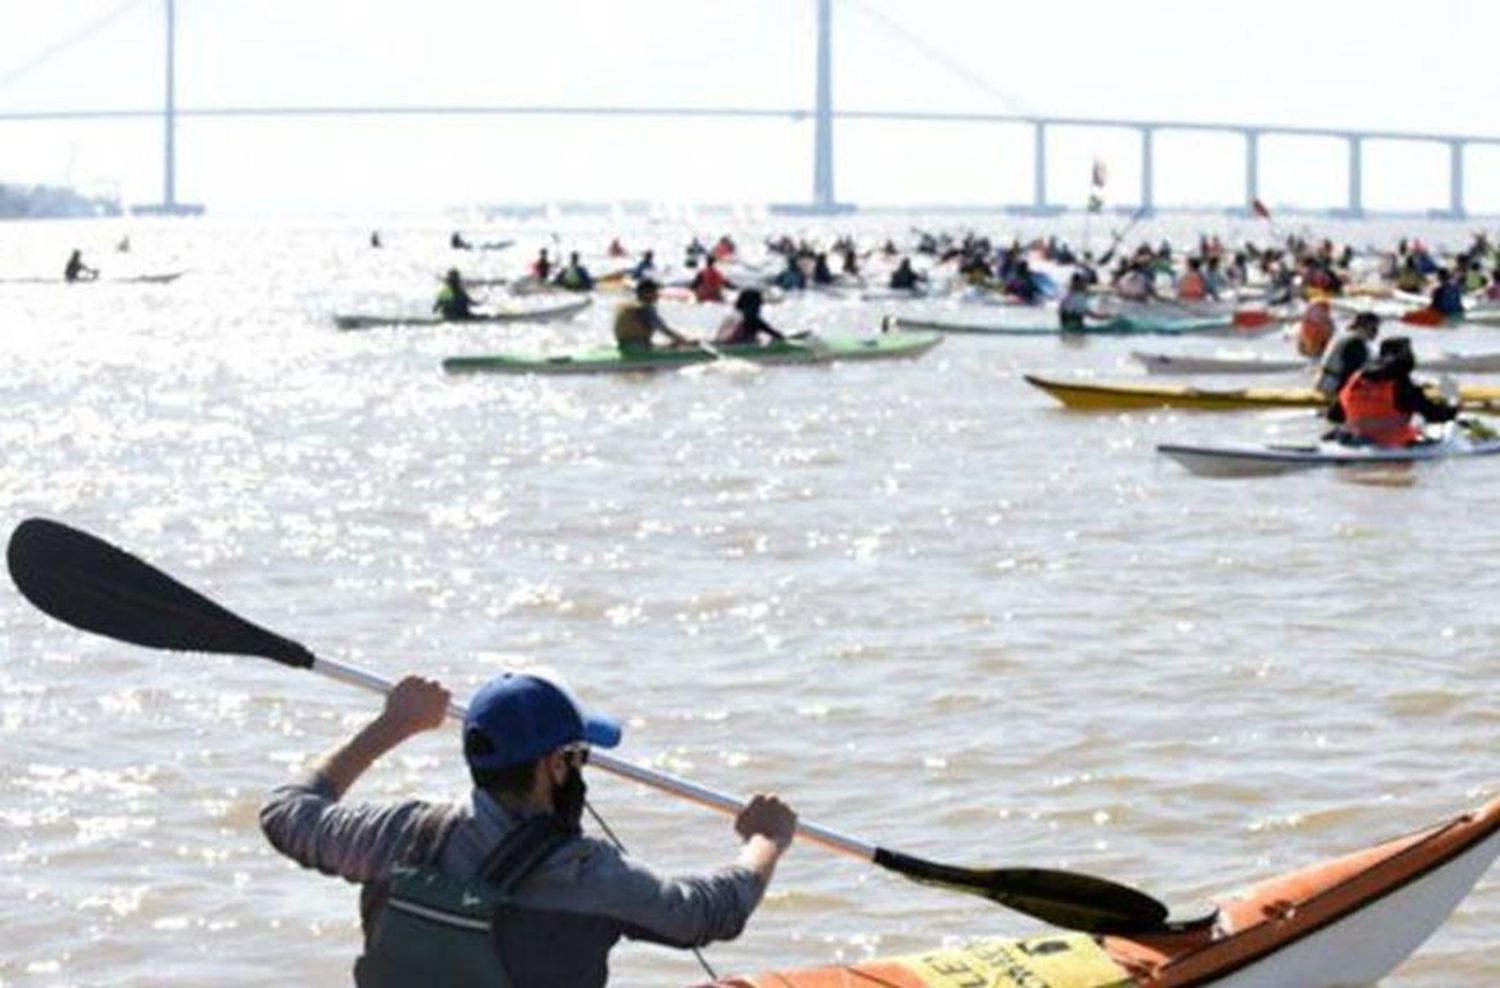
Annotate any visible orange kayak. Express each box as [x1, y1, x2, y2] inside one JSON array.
[[704, 792, 1500, 987]]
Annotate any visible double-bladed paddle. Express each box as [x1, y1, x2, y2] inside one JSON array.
[[5, 517, 1199, 936]]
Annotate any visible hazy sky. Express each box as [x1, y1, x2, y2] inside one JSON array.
[[2, 0, 1498, 214]]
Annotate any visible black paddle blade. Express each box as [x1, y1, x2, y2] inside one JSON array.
[[874, 847, 1171, 934], [6, 518, 315, 669]]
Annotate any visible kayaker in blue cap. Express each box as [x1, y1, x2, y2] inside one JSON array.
[[261, 670, 796, 986]]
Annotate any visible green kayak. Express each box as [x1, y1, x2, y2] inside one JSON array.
[[441, 331, 943, 375]]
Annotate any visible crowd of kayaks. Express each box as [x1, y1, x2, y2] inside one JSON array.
[[312, 227, 1500, 489]]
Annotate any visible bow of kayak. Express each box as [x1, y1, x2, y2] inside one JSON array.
[[441, 331, 943, 375], [704, 791, 1500, 987]]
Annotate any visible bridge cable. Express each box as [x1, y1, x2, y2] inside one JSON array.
[[0, 0, 148, 98], [841, 0, 1041, 120]]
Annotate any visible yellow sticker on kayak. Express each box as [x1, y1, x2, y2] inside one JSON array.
[[893, 934, 1133, 988]]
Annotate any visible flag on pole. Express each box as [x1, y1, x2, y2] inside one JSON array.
[[1091, 159, 1108, 188], [1251, 197, 1271, 220]]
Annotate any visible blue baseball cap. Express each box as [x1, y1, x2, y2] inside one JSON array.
[[463, 672, 622, 770]]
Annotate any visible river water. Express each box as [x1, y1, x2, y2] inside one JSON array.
[[0, 213, 1497, 986]]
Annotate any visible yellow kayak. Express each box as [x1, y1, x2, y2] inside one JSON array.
[[1023, 374, 1500, 411]]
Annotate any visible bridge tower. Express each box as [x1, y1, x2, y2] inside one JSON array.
[[133, 0, 203, 215]]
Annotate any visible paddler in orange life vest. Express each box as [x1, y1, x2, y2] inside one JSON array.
[[613, 278, 695, 353], [689, 255, 736, 303], [1297, 300, 1336, 358], [1331, 336, 1457, 447], [1176, 257, 1211, 301]]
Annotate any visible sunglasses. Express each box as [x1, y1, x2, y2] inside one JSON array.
[[560, 745, 590, 767]]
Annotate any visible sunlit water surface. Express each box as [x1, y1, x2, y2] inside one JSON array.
[[1, 213, 1498, 986]]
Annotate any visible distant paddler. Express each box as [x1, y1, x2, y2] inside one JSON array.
[[689, 255, 736, 303], [606, 237, 628, 258], [614, 278, 696, 352], [530, 249, 553, 283], [1297, 300, 1336, 358], [434, 268, 481, 321], [1329, 336, 1457, 447], [631, 250, 657, 281], [1315, 310, 1380, 405], [63, 249, 98, 283], [888, 257, 927, 292], [554, 252, 595, 292], [1002, 259, 1043, 304], [1431, 268, 1465, 318], [1176, 257, 1215, 301], [1058, 271, 1113, 331], [713, 289, 785, 346], [450, 231, 473, 251]]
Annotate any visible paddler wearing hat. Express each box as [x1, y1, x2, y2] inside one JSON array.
[[260, 671, 796, 986]]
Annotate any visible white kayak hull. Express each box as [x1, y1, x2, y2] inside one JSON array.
[[1135, 349, 1500, 376], [1159, 428, 1500, 478]]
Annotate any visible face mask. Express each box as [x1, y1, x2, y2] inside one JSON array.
[[554, 764, 587, 831]]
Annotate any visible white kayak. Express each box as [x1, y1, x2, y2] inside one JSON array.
[[1132, 351, 1310, 375], [1158, 422, 1500, 478], [333, 296, 591, 330], [1134, 348, 1500, 376]]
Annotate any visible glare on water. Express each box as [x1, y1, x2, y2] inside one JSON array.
[[0, 213, 1497, 986]]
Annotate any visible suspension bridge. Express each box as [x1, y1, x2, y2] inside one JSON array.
[[3, 0, 1497, 218]]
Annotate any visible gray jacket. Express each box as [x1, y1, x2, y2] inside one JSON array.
[[261, 773, 766, 985]]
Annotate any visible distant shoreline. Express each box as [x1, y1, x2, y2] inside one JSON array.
[[0, 182, 121, 220]]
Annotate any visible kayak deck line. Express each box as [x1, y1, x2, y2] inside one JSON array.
[[705, 792, 1500, 987]]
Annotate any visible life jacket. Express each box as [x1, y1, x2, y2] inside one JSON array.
[[355, 810, 575, 988], [1177, 271, 1207, 301], [1338, 372, 1420, 447], [1433, 283, 1465, 316], [1395, 268, 1425, 293], [613, 303, 656, 347], [1297, 302, 1334, 358], [693, 265, 728, 302]]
